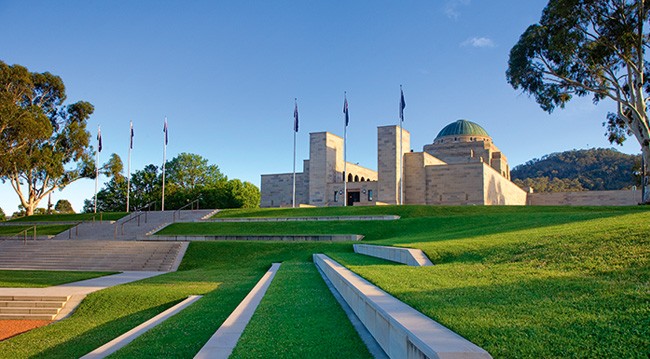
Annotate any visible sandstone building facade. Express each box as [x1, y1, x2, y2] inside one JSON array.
[[261, 119, 530, 207]]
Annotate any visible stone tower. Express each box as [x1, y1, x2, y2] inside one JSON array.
[[377, 125, 410, 205]]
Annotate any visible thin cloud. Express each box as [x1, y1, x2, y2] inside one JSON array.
[[444, 0, 470, 20], [461, 37, 496, 48]]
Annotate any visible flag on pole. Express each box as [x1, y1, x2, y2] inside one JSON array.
[[400, 86, 406, 121], [130, 121, 134, 149], [343, 94, 349, 127], [163, 118, 168, 145], [294, 99, 299, 132], [97, 126, 102, 152]]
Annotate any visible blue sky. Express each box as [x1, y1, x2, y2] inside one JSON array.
[[0, 0, 641, 213]]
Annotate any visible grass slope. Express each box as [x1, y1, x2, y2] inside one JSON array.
[[230, 261, 371, 358], [7, 212, 127, 223], [0, 270, 115, 288], [0, 225, 72, 236], [0, 242, 367, 358]]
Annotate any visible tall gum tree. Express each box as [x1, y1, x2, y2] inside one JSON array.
[[0, 61, 96, 215], [507, 0, 650, 202]]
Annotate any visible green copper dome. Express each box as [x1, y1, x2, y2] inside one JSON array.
[[435, 119, 489, 139]]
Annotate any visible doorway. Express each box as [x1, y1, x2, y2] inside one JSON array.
[[347, 191, 360, 206]]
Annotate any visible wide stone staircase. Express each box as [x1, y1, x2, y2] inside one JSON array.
[[0, 295, 70, 320], [54, 209, 218, 241], [0, 240, 185, 271]]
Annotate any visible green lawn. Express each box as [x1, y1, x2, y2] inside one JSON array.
[[0, 270, 115, 288], [0, 242, 367, 358], [0, 224, 73, 236], [1, 205, 648, 358], [230, 261, 371, 358], [7, 212, 127, 223]]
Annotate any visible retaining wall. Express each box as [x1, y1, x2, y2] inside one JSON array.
[[353, 244, 433, 266], [314, 254, 491, 359]]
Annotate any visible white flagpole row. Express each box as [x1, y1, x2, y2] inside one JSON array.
[[94, 125, 101, 214]]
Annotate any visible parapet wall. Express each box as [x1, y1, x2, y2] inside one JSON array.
[[528, 189, 641, 206]]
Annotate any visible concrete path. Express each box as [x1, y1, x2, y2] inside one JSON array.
[[194, 263, 281, 359], [0, 271, 166, 320], [81, 295, 202, 359]]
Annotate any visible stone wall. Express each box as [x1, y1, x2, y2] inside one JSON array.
[[426, 162, 485, 205], [403, 152, 446, 205], [260, 170, 309, 208], [345, 162, 377, 182], [377, 125, 410, 205], [528, 189, 641, 206], [482, 164, 527, 205], [326, 181, 378, 206]]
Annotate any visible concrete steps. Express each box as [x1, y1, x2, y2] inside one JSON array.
[[0, 295, 69, 320], [0, 240, 184, 272]]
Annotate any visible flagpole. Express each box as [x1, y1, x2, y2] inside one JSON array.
[[94, 125, 100, 214], [399, 85, 403, 205], [162, 117, 167, 211], [292, 99, 297, 208], [126, 121, 132, 212], [343, 92, 348, 206]]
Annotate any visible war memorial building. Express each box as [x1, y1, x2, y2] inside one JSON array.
[[261, 119, 641, 207]]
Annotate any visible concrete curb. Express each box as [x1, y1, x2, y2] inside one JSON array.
[[353, 244, 434, 266], [194, 263, 281, 359], [146, 235, 363, 242], [202, 215, 400, 222], [314, 254, 492, 359], [81, 295, 202, 359]]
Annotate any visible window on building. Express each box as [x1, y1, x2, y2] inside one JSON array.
[[354, 175, 359, 182], [348, 173, 353, 182], [368, 190, 373, 201], [334, 191, 338, 202]]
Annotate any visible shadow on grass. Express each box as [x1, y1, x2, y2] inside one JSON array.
[[29, 300, 179, 358]]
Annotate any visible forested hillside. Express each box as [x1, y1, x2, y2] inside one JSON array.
[[511, 148, 641, 192]]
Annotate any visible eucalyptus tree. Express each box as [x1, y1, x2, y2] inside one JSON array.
[[0, 61, 97, 215], [507, 0, 650, 201]]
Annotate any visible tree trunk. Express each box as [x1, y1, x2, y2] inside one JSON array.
[[643, 144, 650, 204]]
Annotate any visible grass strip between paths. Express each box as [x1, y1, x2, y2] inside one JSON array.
[[7, 212, 127, 223], [0, 270, 117, 288], [230, 261, 372, 358], [0, 224, 73, 236]]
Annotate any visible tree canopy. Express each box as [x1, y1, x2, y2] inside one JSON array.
[[85, 153, 259, 212], [0, 61, 96, 215], [507, 0, 650, 201], [511, 148, 640, 191], [54, 199, 75, 214]]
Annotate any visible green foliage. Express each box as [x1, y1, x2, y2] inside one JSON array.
[[165, 152, 226, 191], [511, 148, 641, 190], [507, 0, 650, 183], [86, 153, 260, 211], [54, 199, 75, 213], [0, 207, 5, 221], [0, 61, 96, 215]]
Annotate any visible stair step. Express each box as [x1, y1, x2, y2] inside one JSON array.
[[0, 301, 64, 308], [0, 307, 61, 315], [0, 313, 57, 320]]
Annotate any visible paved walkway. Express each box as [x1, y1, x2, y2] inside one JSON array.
[[0, 271, 165, 320]]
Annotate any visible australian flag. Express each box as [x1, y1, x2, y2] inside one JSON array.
[[294, 100, 299, 132], [400, 87, 406, 122], [343, 95, 349, 127], [163, 118, 168, 146], [130, 121, 134, 149], [97, 126, 102, 153]]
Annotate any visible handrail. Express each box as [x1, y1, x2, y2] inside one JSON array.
[[116, 211, 147, 237], [173, 198, 201, 222], [136, 201, 156, 212], [68, 222, 82, 239], [15, 225, 36, 244]]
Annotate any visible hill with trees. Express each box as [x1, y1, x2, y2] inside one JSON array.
[[511, 148, 641, 192]]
